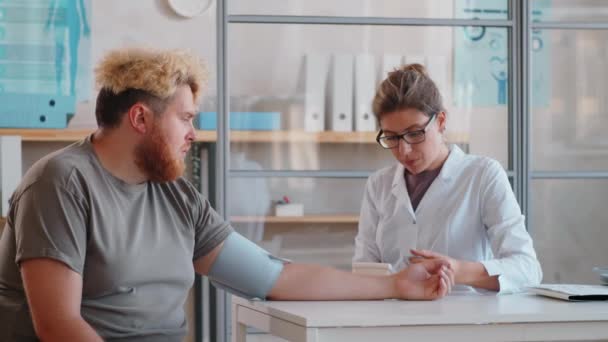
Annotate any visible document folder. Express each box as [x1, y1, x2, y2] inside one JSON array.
[[529, 284, 608, 301], [354, 54, 377, 132], [328, 54, 353, 132], [303, 54, 329, 132]]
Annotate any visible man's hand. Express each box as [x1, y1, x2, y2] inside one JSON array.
[[393, 259, 454, 300]]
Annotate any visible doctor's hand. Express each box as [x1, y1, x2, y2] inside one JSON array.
[[409, 249, 462, 282], [393, 259, 454, 300]]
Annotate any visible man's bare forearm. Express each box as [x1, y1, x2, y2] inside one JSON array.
[[267, 263, 397, 300]]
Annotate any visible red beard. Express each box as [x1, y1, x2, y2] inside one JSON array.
[[134, 122, 185, 182]]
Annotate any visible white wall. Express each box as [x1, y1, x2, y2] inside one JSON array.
[[69, 0, 218, 128]]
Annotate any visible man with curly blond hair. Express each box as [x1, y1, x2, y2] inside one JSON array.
[[0, 47, 454, 341]]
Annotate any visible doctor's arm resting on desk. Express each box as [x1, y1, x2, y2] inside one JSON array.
[[194, 232, 454, 301], [409, 159, 543, 292]]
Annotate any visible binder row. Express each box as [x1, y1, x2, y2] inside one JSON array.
[[304, 53, 448, 133]]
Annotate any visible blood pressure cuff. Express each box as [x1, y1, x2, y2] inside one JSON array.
[[207, 232, 288, 300]]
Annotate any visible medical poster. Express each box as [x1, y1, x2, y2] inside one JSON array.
[[454, 0, 550, 107], [0, 0, 91, 125]]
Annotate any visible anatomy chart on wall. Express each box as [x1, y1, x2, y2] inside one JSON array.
[[454, 0, 550, 108], [0, 0, 91, 128]]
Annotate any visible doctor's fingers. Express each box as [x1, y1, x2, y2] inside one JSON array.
[[432, 267, 452, 297], [431, 274, 449, 298], [410, 249, 442, 258], [440, 266, 454, 292], [416, 258, 451, 273], [408, 256, 427, 264]]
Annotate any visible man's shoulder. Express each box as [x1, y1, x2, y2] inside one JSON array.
[[156, 177, 204, 204], [18, 140, 93, 193]]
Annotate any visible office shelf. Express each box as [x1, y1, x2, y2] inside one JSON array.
[[0, 129, 468, 144], [0, 128, 215, 142], [224, 130, 377, 143], [230, 214, 358, 224], [0, 129, 95, 142], [222, 130, 468, 144]]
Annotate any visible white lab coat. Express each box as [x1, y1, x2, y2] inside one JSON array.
[[354, 145, 542, 293]]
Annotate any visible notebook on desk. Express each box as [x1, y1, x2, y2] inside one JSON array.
[[529, 284, 608, 301]]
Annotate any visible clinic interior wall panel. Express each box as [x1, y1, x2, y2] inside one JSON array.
[[229, 0, 508, 19], [531, 179, 608, 284], [531, 29, 608, 171]]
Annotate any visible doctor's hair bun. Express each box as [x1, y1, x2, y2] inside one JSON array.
[[399, 63, 429, 77], [373, 62, 445, 120]]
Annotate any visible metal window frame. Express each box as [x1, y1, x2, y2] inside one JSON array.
[[199, 1, 608, 341], [208, 0, 519, 341], [527, 10, 608, 186], [208, 4, 518, 342]]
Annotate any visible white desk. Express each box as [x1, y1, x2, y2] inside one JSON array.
[[232, 293, 608, 342]]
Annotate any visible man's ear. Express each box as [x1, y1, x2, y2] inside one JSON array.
[[127, 103, 151, 134]]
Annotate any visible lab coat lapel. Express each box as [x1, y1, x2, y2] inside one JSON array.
[[413, 145, 463, 215], [390, 163, 416, 219], [413, 145, 464, 254]]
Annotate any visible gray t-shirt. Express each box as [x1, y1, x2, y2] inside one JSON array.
[[0, 136, 233, 341]]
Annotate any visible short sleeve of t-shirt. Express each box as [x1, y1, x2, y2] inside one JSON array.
[[192, 193, 233, 261], [13, 177, 88, 274]]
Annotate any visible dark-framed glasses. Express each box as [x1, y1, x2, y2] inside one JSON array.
[[376, 114, 437, 149]]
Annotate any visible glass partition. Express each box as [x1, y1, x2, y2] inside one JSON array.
[[531, 179, 608, 284], [227, 177, 366, 270], [531, 0, 608, 22], [225, 24, 510, 170], [229, 0, 509, 20], [531, 30, 608, 171]]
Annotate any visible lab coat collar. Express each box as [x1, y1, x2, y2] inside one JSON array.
[[390, 144, 464, 217], [390, 144, 464, 193], [439, 144, 465, 181]]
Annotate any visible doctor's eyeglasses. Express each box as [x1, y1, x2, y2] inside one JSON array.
[[376, 114, 436, 149]]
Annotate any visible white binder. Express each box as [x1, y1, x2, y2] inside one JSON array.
[[426, 55, 449, 96], [354, 54, 377, 132], [0, 136, 21, 217], [328, 54, 354, 132], [304, 54, 329, 132]]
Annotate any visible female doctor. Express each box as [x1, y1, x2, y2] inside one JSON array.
[[353, 63, 542, 293]]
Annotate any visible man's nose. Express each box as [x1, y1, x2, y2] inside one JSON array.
[[186, 124, 196, 142]]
